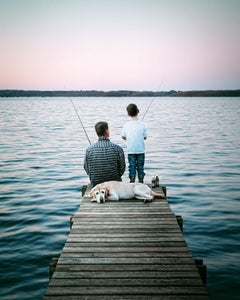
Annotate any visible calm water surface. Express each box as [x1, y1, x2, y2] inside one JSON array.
[[0, 97, 239, 299]]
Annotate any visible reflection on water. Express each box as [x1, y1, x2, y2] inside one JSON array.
[[0, 97, 239, 299]]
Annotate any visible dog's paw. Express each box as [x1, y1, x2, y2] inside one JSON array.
[[144, 198, 152, 203]]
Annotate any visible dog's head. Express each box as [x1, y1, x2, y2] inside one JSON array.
[[89, 185, 109, 203]]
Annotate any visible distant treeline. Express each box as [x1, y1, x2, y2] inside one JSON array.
[[0, 89, 240, 97]]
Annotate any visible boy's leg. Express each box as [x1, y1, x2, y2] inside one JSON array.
[[136, 153, 145, 183], [128, 154, 137, 182]]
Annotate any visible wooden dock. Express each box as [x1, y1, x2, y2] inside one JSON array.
[[43, 184, 209, 299]]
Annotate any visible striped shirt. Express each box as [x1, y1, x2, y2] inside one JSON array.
[[84, 138, 126, 186]]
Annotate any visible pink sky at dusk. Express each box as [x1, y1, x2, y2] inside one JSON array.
[[0, 0, 239, 91]]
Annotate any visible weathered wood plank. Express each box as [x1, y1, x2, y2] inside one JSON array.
[[44, 296, 209, 300], [60, 252, 192, 258], [71, 220, 179, 227], [71, 226, 181, 232], [72, 213, 175, 218], [77, 208, 172, 212], [72, 219, 178, 224], [68, 232, 184, 238], [66, 236, 185, 243], [45, 285, 208, 296], [74, 202, 171, 209], [54, 263, 202, 272], [49, 277, 204, 287], [62, 246, 190, 253], [64, 241, 188, 248], [57, 257, 196, 265], [52, 270, 202, 279]]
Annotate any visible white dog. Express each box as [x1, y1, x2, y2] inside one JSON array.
[[88, 181, 166, 203]]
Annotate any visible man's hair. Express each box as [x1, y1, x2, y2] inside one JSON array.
[[95, 121, 108, 136], [126, 103, 139, 117]]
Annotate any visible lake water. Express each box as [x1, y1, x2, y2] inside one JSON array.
[[0, 97, 239, 299]]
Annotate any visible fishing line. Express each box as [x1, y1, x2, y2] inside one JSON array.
[[70, 97, 91, 145]]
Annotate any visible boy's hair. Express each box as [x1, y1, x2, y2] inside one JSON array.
[[126, 103, 139, 117], [95, 121, 108, 136]]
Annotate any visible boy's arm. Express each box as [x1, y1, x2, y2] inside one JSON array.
[[121, 126, 126, 140]]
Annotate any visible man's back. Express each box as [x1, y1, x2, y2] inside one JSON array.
[[84, 137, 125, 186]]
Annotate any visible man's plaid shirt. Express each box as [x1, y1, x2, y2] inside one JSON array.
[[84, 137, 126, 186]]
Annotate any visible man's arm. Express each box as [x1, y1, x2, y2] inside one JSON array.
[[83, 151, 89, 175], [118, 148, 126, 176]]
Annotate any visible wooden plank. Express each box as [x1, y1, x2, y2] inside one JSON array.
[[44, 296, 209, 300], [72, 219, 178, 224], [71, 225, 181, 231], [66, 236, 185, 243], [62, 246, 190, 253], [45, 286, 208, 296], [60, 252, 192, 258], [57, 257, 196, 265], [54, 263, 202, 272], [49, 277, 204, 287], [52, 270, 202, 279]]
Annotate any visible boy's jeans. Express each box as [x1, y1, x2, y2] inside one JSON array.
[[128, 153, 145, 179]]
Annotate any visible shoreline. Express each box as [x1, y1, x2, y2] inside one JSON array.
[[0, 89, 240, 98]]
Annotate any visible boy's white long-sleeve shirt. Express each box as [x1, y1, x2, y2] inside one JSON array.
[[121, 119, 148, 154]]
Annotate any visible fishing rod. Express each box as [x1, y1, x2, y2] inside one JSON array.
[[141, 83, 164, 121], [70, 97, 91, 145], [141, 96, 155, 121]]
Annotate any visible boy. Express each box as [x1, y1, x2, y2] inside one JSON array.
[[121, 103, 148, 183]]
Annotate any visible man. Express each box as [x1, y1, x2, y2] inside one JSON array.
[[84, 121, 126, 186]]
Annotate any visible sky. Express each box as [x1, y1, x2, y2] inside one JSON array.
[[0, 0, 239, 91]]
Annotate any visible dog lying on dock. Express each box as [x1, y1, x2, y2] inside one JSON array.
[[88, 180, 166, 203]]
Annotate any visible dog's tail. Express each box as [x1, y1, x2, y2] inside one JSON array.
[[152, 192, 166, 199]]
